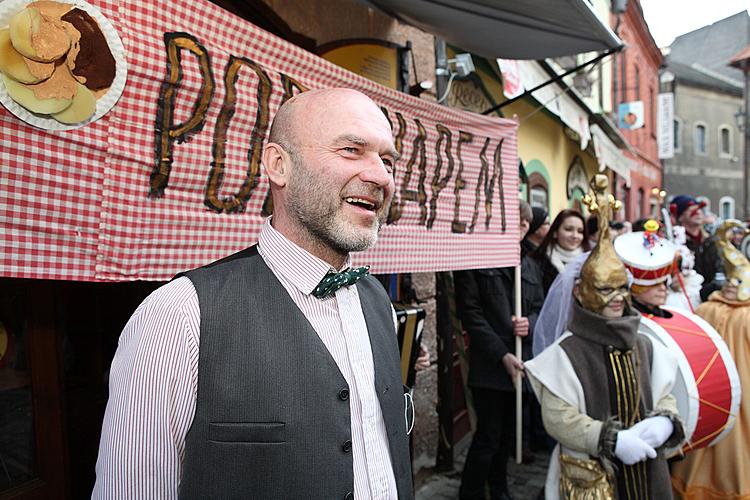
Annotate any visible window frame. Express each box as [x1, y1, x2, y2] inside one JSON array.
[[719, 196, 735, 220], [673, 117, 683, 153], [694, 122, 708, 156], [718, 125, 733, 158]]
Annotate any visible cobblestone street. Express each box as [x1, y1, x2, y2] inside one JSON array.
[[416, 445, 551, 500]]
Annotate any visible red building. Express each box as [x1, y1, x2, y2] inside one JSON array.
[[611, 0, 663, 222]]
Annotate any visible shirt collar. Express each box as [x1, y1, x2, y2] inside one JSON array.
[[257, 217, 351, 296]]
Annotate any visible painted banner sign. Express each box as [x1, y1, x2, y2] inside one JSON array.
[[0, 0, 519, 282]]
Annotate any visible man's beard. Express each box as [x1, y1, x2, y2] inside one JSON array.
[[286, 155, 388, 255]]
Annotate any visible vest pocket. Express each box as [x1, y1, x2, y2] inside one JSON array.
[[208, 421, 286, 443]]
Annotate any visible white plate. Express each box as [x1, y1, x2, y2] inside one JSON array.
[[0, 0, 127, 131]]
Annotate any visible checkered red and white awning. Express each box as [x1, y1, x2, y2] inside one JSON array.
[[0, 0, 519, 282]]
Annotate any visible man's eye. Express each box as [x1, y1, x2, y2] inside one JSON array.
[[382, 158, 393, 167], [342, 147, 358, 154], [599, 288, 613, 294]]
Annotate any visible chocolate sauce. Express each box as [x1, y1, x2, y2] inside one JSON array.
[[61, 8, 115, 91]]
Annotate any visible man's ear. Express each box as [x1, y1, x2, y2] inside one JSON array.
[[263, 143, 289, 188]]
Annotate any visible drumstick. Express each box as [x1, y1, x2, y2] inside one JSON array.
[[515, 264, 522, 465]]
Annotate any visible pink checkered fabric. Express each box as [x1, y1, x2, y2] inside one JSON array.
[[0, 0, 519, 282]]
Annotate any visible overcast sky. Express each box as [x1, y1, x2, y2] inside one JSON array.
[[640, 0, 749, 47]]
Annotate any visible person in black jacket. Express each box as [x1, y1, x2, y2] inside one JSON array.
[[669, 195, 722, 300], [455, 200, 545, 500]]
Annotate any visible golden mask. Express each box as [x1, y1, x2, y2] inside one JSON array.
[[576, 175, 630, 313], [716, 219, 750, 301]]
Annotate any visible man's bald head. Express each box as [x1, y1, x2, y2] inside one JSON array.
[[261, 87, 397, 267], [268, 88, 387, 154]]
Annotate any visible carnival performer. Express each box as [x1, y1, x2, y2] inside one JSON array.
[[526, 175, 685, 500], [614, 220, 678, 318], [672, 219, 750, 499]]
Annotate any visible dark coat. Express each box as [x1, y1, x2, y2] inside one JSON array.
[[454, 255, 545, 391], [686, 232, 721, 301]]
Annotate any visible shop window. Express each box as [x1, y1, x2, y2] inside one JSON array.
[[528, 172, 549, 211], [621, 183, 630, 219], [720, 196, 735, 220], [530, 186, 548, 211], [694, 123, 707, 155], [719, 126, 732, 157]]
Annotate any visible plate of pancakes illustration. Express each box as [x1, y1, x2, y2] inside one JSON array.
[[0, 0, 127, 130]]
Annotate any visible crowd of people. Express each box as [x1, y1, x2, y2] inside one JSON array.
[[456, 181, 750, 500], [90, 87, 749, 499]]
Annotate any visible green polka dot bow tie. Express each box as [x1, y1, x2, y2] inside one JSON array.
[[312, 266, 370, 299]]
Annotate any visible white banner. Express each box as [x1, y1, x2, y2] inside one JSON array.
[[657, 93, 674, 159], [497, 59, 524, 99], [590, 124, 634, 185]]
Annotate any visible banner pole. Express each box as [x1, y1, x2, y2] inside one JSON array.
[[514, 264, 522, 465]]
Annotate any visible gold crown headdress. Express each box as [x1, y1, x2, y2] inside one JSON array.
[[576, 175, 630, 313], [716, 219, 750, 301]]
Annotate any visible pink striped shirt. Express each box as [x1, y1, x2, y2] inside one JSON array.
[[93, 218, 398, 499]]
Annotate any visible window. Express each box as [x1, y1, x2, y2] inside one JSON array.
[[528, 172, 549, 211], [636, 188, 644, 220], [633, 65, 640, 101], [720, 196, 735, 220], [620, 53, 627, 102], [673, 118, 682, 152], [530, 186, 548, 210], [719, 126, 732, 157], [649, 87, 655, 138], [694, 123, 707, 155]]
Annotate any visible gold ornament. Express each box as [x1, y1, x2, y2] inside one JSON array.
[[559, 453, 615, 499], [716, 219, 750, 301], [577, 174, 630, 313]]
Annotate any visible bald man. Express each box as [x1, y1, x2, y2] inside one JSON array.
[[93, 89, 413, 499]]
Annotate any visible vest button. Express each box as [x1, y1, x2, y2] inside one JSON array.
[[344, 492, 354, 500], [342, 440, 352, 453], [338, 388, 350, 401]]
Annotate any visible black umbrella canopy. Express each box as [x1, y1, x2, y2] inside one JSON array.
[[358, 0, 623, 59]]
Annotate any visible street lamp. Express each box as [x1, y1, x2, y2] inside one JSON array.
[[729, 46, 749, 220], [736, 107, 745, 131], [651, 187, 667, 217]]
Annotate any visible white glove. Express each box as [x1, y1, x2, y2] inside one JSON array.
[[629, 416, 673, 448], [615, 427, 657, 465]]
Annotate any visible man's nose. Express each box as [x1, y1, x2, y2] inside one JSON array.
[[359, 154, 394, 188]]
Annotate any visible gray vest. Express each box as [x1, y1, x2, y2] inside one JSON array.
[[179, 246, 413, 499]]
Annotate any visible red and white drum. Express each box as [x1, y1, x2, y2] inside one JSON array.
[[640, 306, 741, 451]]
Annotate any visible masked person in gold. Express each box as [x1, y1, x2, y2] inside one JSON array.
[[526, 175, 685, 500], [671, 220, 750, 500]]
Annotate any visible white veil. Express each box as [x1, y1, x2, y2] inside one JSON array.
[[532, 252, 590, 357]]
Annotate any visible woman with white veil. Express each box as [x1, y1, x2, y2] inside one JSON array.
[[532, 252, 590, 357]]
